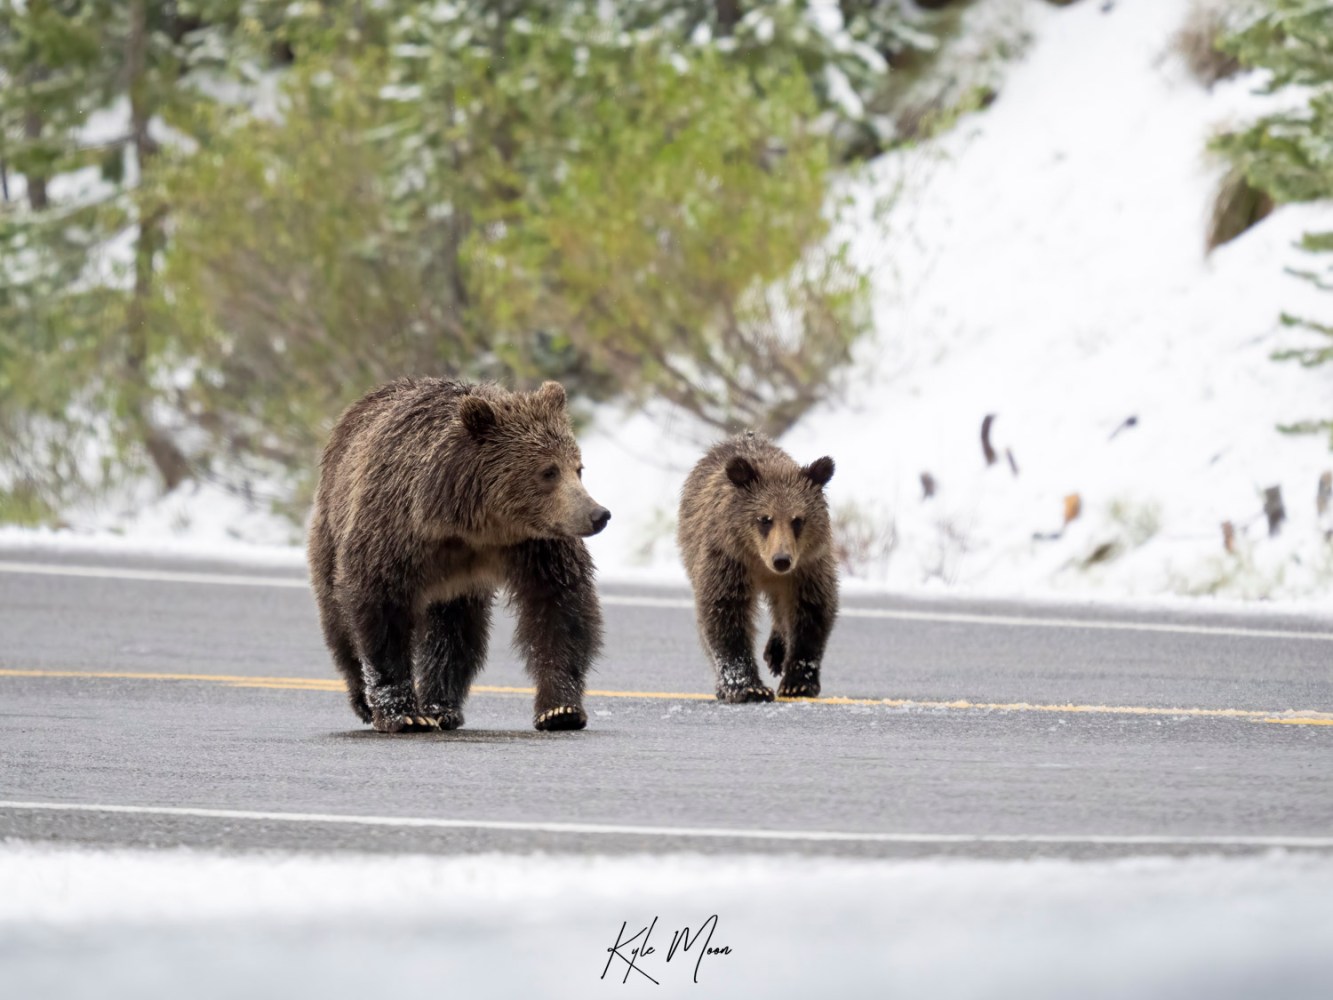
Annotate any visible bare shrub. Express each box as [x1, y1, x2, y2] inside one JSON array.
[[832, 501, 898, 577], [1172, 1, 1244, 88]]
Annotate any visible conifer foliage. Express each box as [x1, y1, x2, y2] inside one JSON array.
[[1214, 0, 1333, 443]]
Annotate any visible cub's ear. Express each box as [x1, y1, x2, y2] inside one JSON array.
[[802, 456, 835, 488], [725, 456, 760, 490], [458, 395, 498, 440], [535, 380, 567, 410]]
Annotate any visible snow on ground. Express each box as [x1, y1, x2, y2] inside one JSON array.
[[2, 843, 1332, 999], [7, 0, 1333, 605]]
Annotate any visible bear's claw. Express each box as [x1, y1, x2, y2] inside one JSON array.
[[418, 706, 465, 731], [717, 685, 775, 704], [535, 705, 587, 731], [778, 682, 821, 699], [371, 710, 441, 734]]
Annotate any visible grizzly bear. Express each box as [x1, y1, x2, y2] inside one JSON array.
[[307, 377, 610, 733], [677, 432, 838, 702]]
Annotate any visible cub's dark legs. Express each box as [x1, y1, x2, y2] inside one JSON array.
[[774, 567, 838, 698], [415, 593, 494, 730], [346, 591, 429, 733], [695, 558, 773, 703], [506, 538, 603, 731], [762, 596, 786, 679]]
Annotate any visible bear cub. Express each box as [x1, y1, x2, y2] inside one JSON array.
[[678, 432, 838, 702], [308, 377, 610, 733]]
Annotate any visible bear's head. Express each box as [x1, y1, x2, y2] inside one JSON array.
[[454, 381, 611, 542], [724, 452, 834, 575]]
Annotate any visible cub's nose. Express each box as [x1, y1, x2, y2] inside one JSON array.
[[772, 554, 792, 573], [589, 507, 611, 535]]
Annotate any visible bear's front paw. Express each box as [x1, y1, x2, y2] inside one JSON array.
[[716, 684, 775, 704], [371, 709, 441, 734], [535, 705, 587, 731], [778, 665, 821, 699], [417, 704, 465, 731]]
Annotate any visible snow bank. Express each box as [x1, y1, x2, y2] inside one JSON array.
[[1, 844, 1331, 999]]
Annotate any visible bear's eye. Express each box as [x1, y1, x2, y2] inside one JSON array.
[[792, 517, 805, 538], [541, 465, 560, 482], [758, 515, 773, 536], [577, 466, 584, 480]]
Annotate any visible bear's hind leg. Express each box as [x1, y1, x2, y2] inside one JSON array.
[[314, 593, 372, 723], [415, 592, 494, 730], [506, 538, 603, 731], [762, 632, 786, 677], [349, 593, 432, 733], [310, 524, 371, 723], [761, 593, 788, 679], [696, 559, 772, 703], [329, 628, 372, 724]]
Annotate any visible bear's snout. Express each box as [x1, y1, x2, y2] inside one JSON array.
[[771, 553, 793, 573], [588, 506, 611, 536]]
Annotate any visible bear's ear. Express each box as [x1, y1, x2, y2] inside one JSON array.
[[725, 456, 760, 490], [535, 380, 567, 411], [459, 395, 498, 440], [802, 456, 835, 488]]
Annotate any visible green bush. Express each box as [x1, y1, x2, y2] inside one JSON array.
[[161, 8, 871, 507]]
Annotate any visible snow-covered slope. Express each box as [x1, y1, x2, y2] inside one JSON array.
[[582, 0, 1333, 600], [13, 0, 1333, 603]]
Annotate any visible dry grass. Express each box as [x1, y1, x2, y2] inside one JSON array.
[[1172, 0, 1244, 88], [832, 502, 898, 577]]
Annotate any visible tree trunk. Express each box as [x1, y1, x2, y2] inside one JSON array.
[[23, 97, 49, 210], [715, 0, 741, 36], [125, 0, 189, 492]]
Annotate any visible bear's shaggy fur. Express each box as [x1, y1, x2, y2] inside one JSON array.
[[308, 377, 610, 733], [677, 432, 838, 702]]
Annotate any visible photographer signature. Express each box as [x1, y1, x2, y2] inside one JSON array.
[[601, 915, 733, 985]]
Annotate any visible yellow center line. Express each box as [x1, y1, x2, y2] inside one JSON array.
[[0, 668, 1328, 725]]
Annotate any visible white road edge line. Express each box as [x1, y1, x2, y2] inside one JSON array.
[[1, 801, 1332, 849], [4, 559, 1333, 642]]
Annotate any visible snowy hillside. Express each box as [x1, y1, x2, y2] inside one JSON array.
[[583, 0, 1333, 601], [11, 0, 1333, 603]]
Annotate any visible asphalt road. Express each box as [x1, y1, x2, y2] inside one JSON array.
[[1, 546, 1331, 858]]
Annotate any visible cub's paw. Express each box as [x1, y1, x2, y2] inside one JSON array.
[[418, 704, 465, 731], [371, 710, 441, 734], [778, 677, 821, 699], [717, 684, 775, 704], [763, 634, 786, 677], [535, 705, 587, 732]]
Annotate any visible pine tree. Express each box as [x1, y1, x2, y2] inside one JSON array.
[[1215, 1, 1333, 444], [0, 1, 265, 516]]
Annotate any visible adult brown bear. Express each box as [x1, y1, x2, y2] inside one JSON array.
[[308, 378, 610, 733]]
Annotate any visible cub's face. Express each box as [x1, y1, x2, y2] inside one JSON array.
[[725, 454, 834, 575], [457, 381, 611, 541]]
